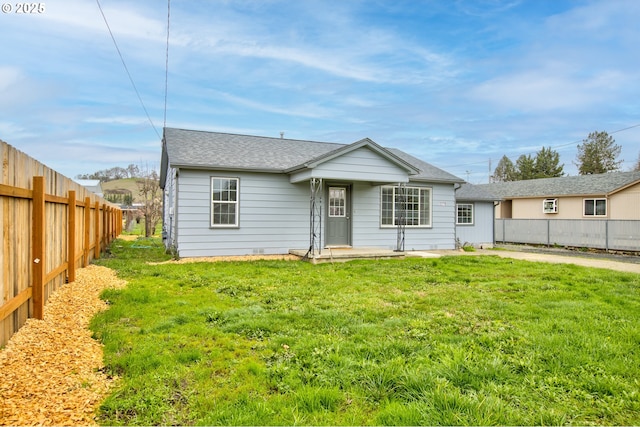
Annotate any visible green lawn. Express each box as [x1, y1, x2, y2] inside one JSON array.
[[91, 238, 640, 425]]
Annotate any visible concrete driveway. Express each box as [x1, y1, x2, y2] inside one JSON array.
[[409, 246, 640, 274]]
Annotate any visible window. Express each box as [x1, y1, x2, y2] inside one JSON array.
[[584, 198, 606, 217], [211, 177, 239, 227], [381, 186, 431, 227], [456, 203, 474, 225], [328, 187, 346, 217], [543, 198, 558, 214]]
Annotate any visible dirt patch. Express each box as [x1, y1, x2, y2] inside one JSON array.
[[0, 265, 127, 426], [117, 234, 142, 241]]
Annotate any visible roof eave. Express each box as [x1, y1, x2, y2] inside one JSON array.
[[168, 162, 284, 174]]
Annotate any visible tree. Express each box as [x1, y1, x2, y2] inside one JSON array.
[[635, 151, 640, 171], [136, 167, 162, 238], [515, 154, 536, 180], [575, 131, 622, 175], [126, 163, 140, 178], [492, 155, 517, 182], [533, 146, 564, 178]]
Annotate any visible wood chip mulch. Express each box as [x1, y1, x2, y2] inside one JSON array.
[[0, 265, 127, 426]]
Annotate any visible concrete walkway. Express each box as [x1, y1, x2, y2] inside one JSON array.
[[408, 248, 640, 274]]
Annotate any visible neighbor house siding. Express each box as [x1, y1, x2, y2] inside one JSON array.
[[175, 169, 310, 257], [509, 196, 590, 220], [609, 182, 640, 219], [456, 201, 494, 248]]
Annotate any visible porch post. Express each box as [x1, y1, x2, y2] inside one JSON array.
[[307, 178, 323, 258], [396, 182, 406, 252]]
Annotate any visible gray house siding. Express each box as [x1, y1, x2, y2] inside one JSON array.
[[290, 147, 410, 183], [170, 169, 458, 257], [455, 201, 495, 248], [175, 170, 310, 257], [162, 168, 178, 249]]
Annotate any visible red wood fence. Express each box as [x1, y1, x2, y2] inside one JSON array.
[[1, 139, 122, 346]]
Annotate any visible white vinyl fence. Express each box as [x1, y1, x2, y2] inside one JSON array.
[[495, 219, 640, 251]]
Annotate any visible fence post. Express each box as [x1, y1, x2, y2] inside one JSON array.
[[84, 197, 91, 266], [31, 176, 45, 320], [605, 220, 609, 252], [103, 203, 109, 247], [94, 201, 100, 259], [547, 219, 550, 247], [67, 190, 76, 283]]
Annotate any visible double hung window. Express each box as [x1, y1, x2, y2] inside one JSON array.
[[456, 203, 474, 225], [211, 177, 239, 227]]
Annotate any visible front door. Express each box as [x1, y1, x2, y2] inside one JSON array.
[[326, 186, 351, 247]]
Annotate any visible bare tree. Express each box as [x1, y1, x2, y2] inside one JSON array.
[[136, 166, 162, 237]]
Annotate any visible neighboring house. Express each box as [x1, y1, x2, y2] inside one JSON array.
[[160, 128, 466, 258], [454, 183, 500, 248], [74, 179, 104, 198], [477, 171, 640, 220]]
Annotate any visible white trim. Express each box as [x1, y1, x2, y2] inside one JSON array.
[[583, 198, 607, 217], [210, 176, 240, 227], [456, 202, 474, 225], [543, 198, 558, 214], [380, 185, 432, 228]]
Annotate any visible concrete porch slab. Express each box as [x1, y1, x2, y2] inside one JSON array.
[[289, 247, 405, 263]]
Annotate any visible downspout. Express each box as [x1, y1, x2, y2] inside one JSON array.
[[453, 183, 461, 249]]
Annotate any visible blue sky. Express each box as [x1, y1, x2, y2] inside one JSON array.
[[1, 0, 639, 183]]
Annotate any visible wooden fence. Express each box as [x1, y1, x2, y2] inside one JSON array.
[[1, 139, 122, 347]]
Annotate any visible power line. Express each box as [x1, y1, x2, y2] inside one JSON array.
[[163, 0, 171, 131], [96, 0, 161, 139], [440, 122, 640, 171]]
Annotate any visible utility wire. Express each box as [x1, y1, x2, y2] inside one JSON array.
[[96, 0, 161, 139], [163, 0, 171, 132], [441, 121, 640, 171]]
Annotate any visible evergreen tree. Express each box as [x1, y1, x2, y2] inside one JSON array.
[[575, 131, 622, 174], [534, 146, 564, 178], [492, 155, 517, 182], [516, 154, 536, 180]]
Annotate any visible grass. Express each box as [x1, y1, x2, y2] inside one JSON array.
[[91, 238, 640, 425]]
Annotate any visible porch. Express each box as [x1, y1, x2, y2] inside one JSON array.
[[289, 247, 406, 264]]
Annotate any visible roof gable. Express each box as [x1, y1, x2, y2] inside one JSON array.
[[285, 138, 420, 175]]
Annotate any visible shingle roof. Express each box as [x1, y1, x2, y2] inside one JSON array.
[[455, 183, 501, 201], [476, 171, 640, 198], [162, 127, 463, 183]]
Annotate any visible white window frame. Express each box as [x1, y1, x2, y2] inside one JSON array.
[[456, 203, 474, 225], [328, 187, 347, 218], [543, 198, 558, 214], [380, 186, 432, 228], [583, 198, 607, 217], [211, 177, 239, 227]]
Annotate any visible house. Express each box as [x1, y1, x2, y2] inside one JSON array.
[[74, 179, 104, 198], [454, 183, 500, 248], [477, 171, 640, 220], [159, 128, 466, 258]]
